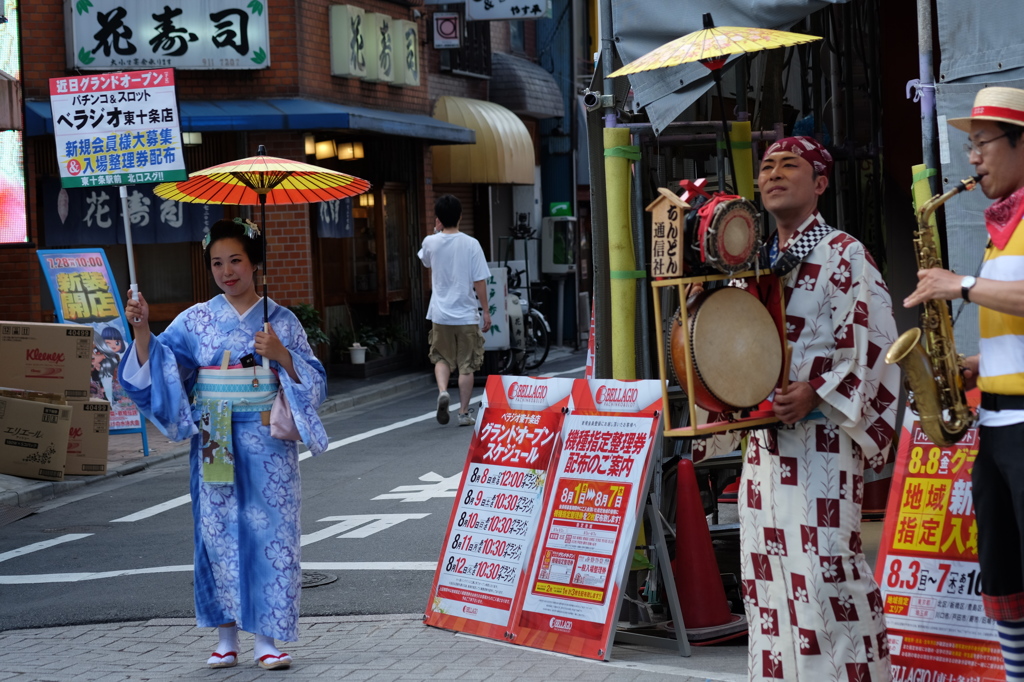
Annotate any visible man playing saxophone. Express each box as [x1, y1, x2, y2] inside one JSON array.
[[904, 86, 1024, 681]]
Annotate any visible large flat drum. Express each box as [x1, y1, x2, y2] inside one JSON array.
[[670, 287, 782, 413]]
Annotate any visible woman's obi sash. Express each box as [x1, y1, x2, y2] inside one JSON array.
[[194, 366, 279, 484]]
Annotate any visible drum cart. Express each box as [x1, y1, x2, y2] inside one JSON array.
[[615, 204, 790, 651]]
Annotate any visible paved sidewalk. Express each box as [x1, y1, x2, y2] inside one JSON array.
[[0, 614, 748, 681]]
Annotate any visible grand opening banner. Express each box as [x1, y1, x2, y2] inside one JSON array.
[[426, 377, 662, 661], [49, 68, 188, 189], [37, 249, 143, 432]]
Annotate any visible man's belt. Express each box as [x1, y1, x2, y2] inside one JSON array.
[[980, 392, 1024, 411]]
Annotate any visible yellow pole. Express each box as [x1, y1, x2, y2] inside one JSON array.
[[910, 163, 941, 261], [731, 121, 755, 201], [604, 127, 636, 380]]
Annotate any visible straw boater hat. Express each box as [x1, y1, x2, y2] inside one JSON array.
[[949, 86, 1024, 131]]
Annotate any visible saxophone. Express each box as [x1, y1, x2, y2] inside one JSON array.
[[885, 176, 979, 446]]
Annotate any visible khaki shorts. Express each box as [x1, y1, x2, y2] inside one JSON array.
[[428, 323, 485, 374]]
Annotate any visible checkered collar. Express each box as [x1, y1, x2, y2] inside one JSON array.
[[765, 212, 832, 276]]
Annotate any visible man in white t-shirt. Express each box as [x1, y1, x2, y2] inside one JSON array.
[[419, 194, 492, 426]]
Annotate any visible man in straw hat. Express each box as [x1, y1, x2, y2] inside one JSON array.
[[905, 86, 1024, 679], [738, 136, 901, 681]]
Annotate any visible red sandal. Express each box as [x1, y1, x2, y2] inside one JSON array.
[[207, 651, 238, 668], [256, 652, 292, 670]]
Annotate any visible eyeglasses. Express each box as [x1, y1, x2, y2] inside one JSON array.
[[964, 133, 1008, 155]]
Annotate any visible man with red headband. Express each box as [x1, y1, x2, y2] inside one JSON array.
[[739, 136, 901, 681], [905, 86, 1024, 681]]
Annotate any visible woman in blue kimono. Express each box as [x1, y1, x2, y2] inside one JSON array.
[[119, 218, 329, 670]]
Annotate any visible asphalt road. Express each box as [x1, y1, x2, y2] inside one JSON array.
[[0, 354, 588, 632]]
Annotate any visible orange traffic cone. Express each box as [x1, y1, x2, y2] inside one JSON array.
[[670, 458, 744, 638]]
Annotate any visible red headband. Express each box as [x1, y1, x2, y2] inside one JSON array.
[[763, 136, 834, 178]]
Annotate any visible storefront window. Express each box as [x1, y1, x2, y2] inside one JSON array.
[[351, 203, 378, 294], [334, 183, 410, 314], [383, 186, 408, 293]]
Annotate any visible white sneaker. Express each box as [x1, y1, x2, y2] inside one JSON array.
[[458, 408, 476, 427], [436, 391, 450, 424]]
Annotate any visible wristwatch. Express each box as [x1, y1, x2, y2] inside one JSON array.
[[961, 275, 977, 302]]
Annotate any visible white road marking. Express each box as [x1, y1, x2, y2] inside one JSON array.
[[372, 472, 461, 502], [110, 493, 191, 523], [105, 367, 586, 523], [2, 366, 588, 585], [0, 534, 93, 564], [301, 514, 430, 546], [0, 562, 436, 584]]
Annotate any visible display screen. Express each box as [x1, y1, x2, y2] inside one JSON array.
[[0, 0, 24, 244]]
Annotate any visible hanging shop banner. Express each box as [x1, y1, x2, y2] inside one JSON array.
[[49, 68, 189, 189], [875, 411, 1004, 681], [465, 0, 552, 21], [65, 1, 270, 71], [36, 249, 144, 433], [483, 267, 510, 351], [424, 406, 565, 639], [41, 177, 223, 246], [514, 408, 660, 660], [316, 197, 354, 240]]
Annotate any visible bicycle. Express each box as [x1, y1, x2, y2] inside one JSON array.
[[503, 266, 550, 373], [492, 216, 552, 375]]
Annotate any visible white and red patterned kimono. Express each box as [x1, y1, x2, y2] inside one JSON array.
[[740, 216, 900, 682]]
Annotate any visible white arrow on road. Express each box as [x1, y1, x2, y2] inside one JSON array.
[[301, 514, 430, 545]]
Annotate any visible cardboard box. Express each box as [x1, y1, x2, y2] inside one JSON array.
[[0, 392, 72, 481], [0, 322, 93, 400], [66, 399, 110, 476]]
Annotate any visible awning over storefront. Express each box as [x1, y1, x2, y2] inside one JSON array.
[[24, 98, 475, 144], [490, 53, 565, 120], [431, 96, 534, 184]]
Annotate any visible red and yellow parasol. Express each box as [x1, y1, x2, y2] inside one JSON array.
[[154, 145, 370, 323]]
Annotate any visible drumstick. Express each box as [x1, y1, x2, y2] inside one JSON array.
[[780, 344, 793, 393]]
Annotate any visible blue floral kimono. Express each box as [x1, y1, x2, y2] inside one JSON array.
[[119, 295, 329, 641]]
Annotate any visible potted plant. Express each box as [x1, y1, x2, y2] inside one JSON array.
[[331, 324, 380, 364], [329, 320, 412, 378], [348, 342, 367, 364]]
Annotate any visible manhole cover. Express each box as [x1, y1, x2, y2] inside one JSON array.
[[301, 571, 338, 589]]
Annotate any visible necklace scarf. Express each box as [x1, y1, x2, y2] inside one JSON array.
[[984, 185, 1024, 250]]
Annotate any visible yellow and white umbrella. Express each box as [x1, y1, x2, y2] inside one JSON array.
[[609, 13, 821, 192]]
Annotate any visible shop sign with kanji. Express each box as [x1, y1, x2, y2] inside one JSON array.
[[646, 187, 689, 279], [466, 0, 552, 21], [49, 68, 188, 189], [65, 0, 270, 71]]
